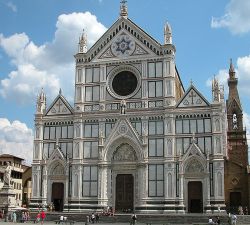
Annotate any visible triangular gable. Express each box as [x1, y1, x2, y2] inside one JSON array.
[[94, 30, 154, 61], [176, 85, 210, 108], [104, 116, 143, 149], [47, 144, 66, 163], [182, 140, 206, 162], [83, 17, 162, 62], [46, 93, 73, 116], [227, 98, 242, 112]]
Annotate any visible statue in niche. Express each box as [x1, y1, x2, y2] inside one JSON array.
[[113, 143, 136, 161], [120, 100, 126, 114], [233, 113, 238, 130]]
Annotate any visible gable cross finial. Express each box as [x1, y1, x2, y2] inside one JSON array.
[[120, 0, 128, 18]]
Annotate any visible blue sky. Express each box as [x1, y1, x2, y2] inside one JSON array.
[[1, 0, 250, 162]]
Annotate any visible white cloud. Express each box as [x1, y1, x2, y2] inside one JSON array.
[[0, 12, 107, 104], [6, 2, 17, 12], [211, 0, 250, 34], [0, 118, 33, 163]]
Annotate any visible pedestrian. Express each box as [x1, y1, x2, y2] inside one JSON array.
[[208, 217, 214, 224], [217, 216, 221, 225], [36, 212, 41, 223], [12, 212, 17, 223], [95, 214, 99, 223], [232, 214, 237, 225], [40, 210, 46, 224], [131, 213, 137, 225], [91, 213, 95, 223], [245, 206, 248, 215], [59, 215, 64, 224]]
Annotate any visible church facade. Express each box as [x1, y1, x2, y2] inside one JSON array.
[[31, 2, 227, 213]]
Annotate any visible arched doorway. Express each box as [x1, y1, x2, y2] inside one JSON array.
[[51, 183, 64, 211], [188, 181, 203, 213]]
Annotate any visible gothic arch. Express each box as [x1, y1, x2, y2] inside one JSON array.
[[183, 156, 205, 174], [49, 161, 65, 176], [104, 135, 143, 162]]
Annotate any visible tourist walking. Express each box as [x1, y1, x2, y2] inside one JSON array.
[[131, 213, 137, 225], [36, 212, 41, 223], [232, 214, 237, 225], [41, 210, 46, 224]]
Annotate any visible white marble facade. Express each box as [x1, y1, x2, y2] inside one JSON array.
[[31, 2, 226, 213]]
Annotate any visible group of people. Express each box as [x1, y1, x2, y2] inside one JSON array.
[[36, 210, 46, 224]]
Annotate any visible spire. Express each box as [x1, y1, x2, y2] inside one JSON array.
[[229, 58, 235, 79], [36, 88, 46, 114], [164, 22, 172, 44], [78, 29, 87, 53], [212, 76, 220, 102], [120, 0, 128, 18]]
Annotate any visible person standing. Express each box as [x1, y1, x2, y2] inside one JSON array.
[[40, 210, 46, 224], [12, 212, 17, 223], [131, 213, 137, 225], [36, 212, 41, 223], [232, 214, 237, 225]]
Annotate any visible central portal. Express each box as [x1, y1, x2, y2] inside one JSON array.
[[188, 181, 203, 213], [51, 182, 64, 211], [115, 174, 134, 212]]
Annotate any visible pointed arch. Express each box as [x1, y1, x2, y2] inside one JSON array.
[[167, 139, 172, 156]]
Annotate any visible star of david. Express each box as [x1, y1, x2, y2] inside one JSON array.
[[115, 37, 131, 54]]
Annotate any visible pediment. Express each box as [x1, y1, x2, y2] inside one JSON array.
[[182, 140, 206, 162], [47, 144, 66, 163], [104, 116, 143, 149], [176, 85, 210, 108], [46, 94, 73, 116], [84, 17, 162, 62]]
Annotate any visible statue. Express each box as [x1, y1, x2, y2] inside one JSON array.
[[120, 100, 126, 114], [233, 113, 238, 130], [3, 162, 12, 186]]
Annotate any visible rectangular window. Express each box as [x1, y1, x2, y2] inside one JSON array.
[[68, 126, 73, 138], [56, 126, 61, 139], [183, 120, 189, 133], [105, 123, 115, 137], [197, 119, 204, 133], [44, 127, 50, 139], [131, 121, 142, 135], [85, 86, 100, 102], [62, 126, 67, 138], [85, 67, 100, 83], [204, 119, 211, 133], [148, 138, 164, 157], [76, 86, 82, 101], [82, 166, 98, 197], [83, 141, 98, 158], [183, 138, 190, 153], [84, 124, 99, 137], [197, 137, 205, 152], [77, 69, 82, 82], [148, 62, 163, 77], [148, 164, 164, 197], [190, 120, 197, 133], [50, 127, 55, 139], [148, 81, 163, 97], [176, 120, 182, 134], [148, 121, 164, 135]]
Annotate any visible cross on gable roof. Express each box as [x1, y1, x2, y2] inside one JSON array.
[[176, 84, 210, 108]]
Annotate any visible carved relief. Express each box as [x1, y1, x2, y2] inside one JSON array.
[[112, 143, 137, 161], [185, 159, 204, 173], [51, 163, 65, 175]]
